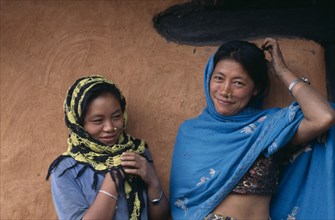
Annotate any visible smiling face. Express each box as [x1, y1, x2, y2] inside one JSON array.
[[83, 93, 124, 146], [210, 59, 259, 116]]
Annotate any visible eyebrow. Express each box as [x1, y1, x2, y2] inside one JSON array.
[[212, 71, 224, 76], [213, 72, 246, 80], [87, 109, 122, 118], [112, 109, 123, 115]]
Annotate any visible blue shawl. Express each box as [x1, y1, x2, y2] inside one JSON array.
[[169, 55, 335, 219], [270, 104, 335, 219]]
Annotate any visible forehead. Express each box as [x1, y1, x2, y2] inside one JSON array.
[[87, 93, 121, 112], [212, 59, 250, 78]]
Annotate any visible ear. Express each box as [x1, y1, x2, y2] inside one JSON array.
[[252, 87, 260, 96]]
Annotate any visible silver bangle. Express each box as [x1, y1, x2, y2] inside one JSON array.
[[151, 191, 163, 205], [288, 77, 310, 96], [99, 190, 118, 201]]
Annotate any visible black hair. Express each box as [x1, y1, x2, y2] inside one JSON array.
[[79, 82, 126, 126], [213, 40, 269, 108]]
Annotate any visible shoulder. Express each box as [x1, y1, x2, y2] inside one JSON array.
[[52, 156, 77, 172], [179, 117, 199, 130], [50, 156, 91, 179]]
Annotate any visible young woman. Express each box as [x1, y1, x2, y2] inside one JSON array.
[[47, 75, 169, 220], [170, 38, 335, 219]]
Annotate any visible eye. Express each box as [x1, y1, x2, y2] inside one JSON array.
[[212, 74, 224, 81], [112, 113, 123, 121], [92, 119, 103, 124], [114, 114, 122, 119], [233, 81, 245, 87]]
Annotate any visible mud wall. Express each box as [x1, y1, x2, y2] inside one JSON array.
[[0, 1, 327, 219]]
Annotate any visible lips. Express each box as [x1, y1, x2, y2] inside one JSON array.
[[100, 135, 117, 145], [215, 97, 233, 104]]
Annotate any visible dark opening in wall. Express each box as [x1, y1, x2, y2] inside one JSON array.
[[152, 0, 335, 100]]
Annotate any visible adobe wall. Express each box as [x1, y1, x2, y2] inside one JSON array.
[[0, 1, 327, 219]]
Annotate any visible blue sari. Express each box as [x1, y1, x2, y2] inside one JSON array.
[[169, 55, 335, 219]]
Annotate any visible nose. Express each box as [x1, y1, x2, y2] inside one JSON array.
[[219, 81, 231, 96], [103, 120, 115, 132]]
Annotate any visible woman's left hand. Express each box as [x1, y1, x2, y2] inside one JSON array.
[[121, 151, 170, 219], [120, 152, 159, 186], [262, 38, 289, 78]]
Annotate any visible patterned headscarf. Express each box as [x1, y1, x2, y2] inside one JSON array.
[[47, 75, 148, 220]]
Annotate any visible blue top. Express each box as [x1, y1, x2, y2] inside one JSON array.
[[169, 53, 335, 219], [50, 157, 149, 220]]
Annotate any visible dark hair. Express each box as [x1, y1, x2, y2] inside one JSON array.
[[214, 40, 269, 107], [79, 82, 126, 126]]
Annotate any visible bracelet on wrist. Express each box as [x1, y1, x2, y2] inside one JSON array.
[[99, 189, 118, 201], [288, 77, 310, 96], [151, 191, 164, 205]]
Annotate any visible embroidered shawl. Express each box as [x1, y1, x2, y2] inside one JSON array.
[[170, 55, 335, 219], [270, 103, 335, 219], [47, 75, 148, 220]]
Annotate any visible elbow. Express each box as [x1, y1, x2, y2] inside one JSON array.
[[320, 109, 335, 130], [330, 110, 335, 127]]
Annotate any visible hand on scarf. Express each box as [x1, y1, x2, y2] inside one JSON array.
[[262, 38, 289, 79], [121, 151, 170, 219], [120, 152, 160, 187]]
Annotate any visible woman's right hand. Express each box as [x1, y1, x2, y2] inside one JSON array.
[[82, 172, 118, 220]]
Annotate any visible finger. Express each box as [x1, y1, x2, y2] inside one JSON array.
[[121, 153, 137, 161], [121, 156, 147, 169], [121, 160, 138, 168], [262, 37, 277, 48], [264, 37, 277, 44], [262, 38, 272, 47], [122, 152, 136, 156], [261, 42, 273, 52], [123, 168, 140, 175]]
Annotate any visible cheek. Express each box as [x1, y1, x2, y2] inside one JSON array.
[[209, 82, 218, 95], [116, 117, 125, 128], [84, 124, 101, 137], [235, 89, 254, 103]]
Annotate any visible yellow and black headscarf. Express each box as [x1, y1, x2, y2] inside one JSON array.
[[47, 75, 149, 220]]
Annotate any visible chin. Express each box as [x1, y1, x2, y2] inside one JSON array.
[[215, 107, 231, 116], [220, 112, 234, 116]]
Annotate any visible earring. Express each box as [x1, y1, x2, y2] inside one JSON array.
[[113, 127, 117, 131]]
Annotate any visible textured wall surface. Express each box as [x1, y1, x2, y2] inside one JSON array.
[[0, 1, 327, 219]]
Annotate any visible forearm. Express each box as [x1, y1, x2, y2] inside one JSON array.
[[290, 77, 334, 124], [82, 174, 118, 220], [148, 194, 170, 220], [278, 69, 335, 144], [278, 69, 333, 120], [264, 37, 335, 130], [120, 151, 171, 219], [147, 181, 170, 220]]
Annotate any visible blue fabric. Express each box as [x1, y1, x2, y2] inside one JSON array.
[[169, 55, 335, 219], [50, 157, 149, 220], [270, 103, 335, 220]]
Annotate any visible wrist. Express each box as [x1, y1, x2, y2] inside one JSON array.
[[275, 68, 291, 80], [288, 77, 310, 96], [150, 191, 164, 205], [98, 189, 118, 201], [101, 174, 119, 195]]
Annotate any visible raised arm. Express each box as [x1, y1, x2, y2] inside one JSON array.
[[262, 38, 335, 146]]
